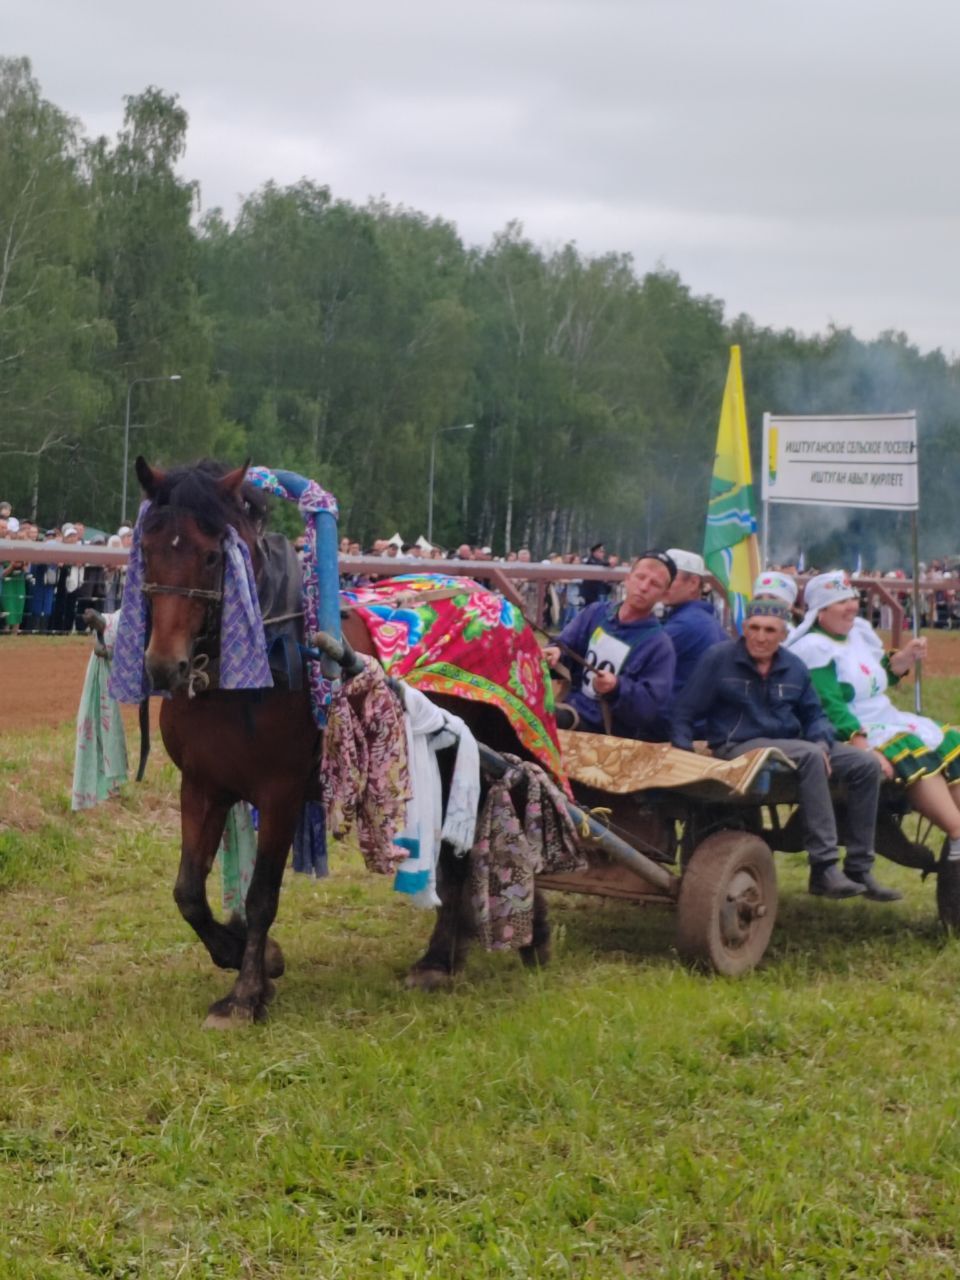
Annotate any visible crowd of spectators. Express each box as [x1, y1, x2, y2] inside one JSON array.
[[0, 497, 632, 636], [765, 559, 960, 631], [335, 535, 625, 629], [5, 486, 960, 637], [0, 500, 133, 634]]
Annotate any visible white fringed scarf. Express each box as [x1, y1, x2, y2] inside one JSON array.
[[392, 684, 481, 908]]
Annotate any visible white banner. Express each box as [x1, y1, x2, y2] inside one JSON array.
[[762, 412, 918, 511]]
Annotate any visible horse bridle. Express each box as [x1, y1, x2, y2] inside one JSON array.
[[142, 558, 226, 696], [141, 583, 223, 602], [142, 551, 304, 696]]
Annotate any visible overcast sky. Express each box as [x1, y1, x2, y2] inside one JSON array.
[[9, 0, 960, 354]]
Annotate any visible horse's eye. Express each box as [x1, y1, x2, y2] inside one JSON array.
[[205, 551, 220, 569]]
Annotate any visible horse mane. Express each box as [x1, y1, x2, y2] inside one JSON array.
[[142, 460, 267, 540]]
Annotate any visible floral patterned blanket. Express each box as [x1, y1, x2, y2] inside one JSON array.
[[341, 574, 566, 784]]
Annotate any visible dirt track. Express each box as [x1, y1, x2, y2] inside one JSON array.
[[2, 631, 958, 734], [0, 636, 162, 735]]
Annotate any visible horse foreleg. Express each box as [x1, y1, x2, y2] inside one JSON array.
[[173, 776, 248, 973], [204, 798, 298, 1028], [406, 844, 473, 991], [518, 887, 552, 969]]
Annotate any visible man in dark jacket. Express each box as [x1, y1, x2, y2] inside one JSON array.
[[671, 598, 898, 901], [579, 542, 611, 607], [544, 550, 676, 741]]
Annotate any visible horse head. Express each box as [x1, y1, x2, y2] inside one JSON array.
[[135, 456, 256, 693]]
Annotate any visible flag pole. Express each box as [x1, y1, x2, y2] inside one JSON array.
[[762, 499, 770, 569], [761, 412, 770, 569], [911, 508, 922, 713]]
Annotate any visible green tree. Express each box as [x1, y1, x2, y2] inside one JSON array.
[[198, 186, 473, 544], [0, 57, 113, 520], [88, 87, 219, 521]]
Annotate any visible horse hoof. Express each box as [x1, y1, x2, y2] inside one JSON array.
[[520, 942, 551, 969], [405, 968, 453, 993], [203, 1008, 252, 1031], [203, 996, 263, 1029], [264, 938, 285, 979]]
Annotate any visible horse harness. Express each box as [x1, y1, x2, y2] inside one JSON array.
[[142, 564, 305, 698], [141, 569, 225, 696]]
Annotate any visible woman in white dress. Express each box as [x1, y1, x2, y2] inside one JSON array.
[[788, 571, 960, 857]]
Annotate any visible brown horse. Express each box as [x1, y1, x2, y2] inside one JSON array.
[[134, 457, 549, 1026]]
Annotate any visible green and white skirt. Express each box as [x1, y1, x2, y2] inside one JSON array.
[[878, 726, 960, 786]]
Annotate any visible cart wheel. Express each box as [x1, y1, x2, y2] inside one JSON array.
[[936, 839, 960, 933], [676, 830, 777, 976]]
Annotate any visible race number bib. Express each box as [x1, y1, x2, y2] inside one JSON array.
[[582, 626, 631, 700]]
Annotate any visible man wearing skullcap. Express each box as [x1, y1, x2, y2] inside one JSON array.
[[752, 570, 799, 609], [664, 548, 727, 693], [672, 596, 897, 900]]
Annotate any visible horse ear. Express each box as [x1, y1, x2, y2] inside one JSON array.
[[136, 456, 165, 498], [217, 460, 250, 502]]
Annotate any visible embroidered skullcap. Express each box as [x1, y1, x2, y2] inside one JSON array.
[[636, 549, 678, 582], [746, 598, 791, 623], [803, 570, 859, 614], [752, 570, 797, 607], [667, 548, 706, 576], [786, 570, 859, 647]]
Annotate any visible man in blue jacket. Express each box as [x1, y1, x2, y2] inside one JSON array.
[[544, 550, 676, 741], [663, 547, 727, 700], [671, 598, 898, 901]]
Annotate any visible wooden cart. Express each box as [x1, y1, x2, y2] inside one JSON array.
[[484, 731, 953, 977]]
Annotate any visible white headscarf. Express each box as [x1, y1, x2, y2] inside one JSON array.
[[786, 570, 859, 647], [752, 570, 798, 606]]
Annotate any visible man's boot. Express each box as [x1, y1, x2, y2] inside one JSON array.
[[809, 862, 867, 898], [844, 868, 903, 902]]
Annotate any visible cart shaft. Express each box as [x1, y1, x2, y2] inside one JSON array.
[[477, 743, 679, 897]]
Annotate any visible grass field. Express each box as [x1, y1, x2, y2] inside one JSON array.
[[3, 668, 960, 1276]]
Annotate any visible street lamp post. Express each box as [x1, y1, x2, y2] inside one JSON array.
[[427, 422, 474, 546], [121, 374, 182, 524]]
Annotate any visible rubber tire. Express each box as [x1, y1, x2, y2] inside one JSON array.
[[676, 829, 778, 976], [936, 837, 960, 933]]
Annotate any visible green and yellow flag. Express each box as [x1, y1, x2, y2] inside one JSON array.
[[703, 345, 761, 630]]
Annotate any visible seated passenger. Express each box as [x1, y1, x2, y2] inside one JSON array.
[[543, 551, 676, 741], [672, 598, 899, 901], [663, 548, 727, 695], [787, 570, 960, 860], [753, 569, 799, 634]]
